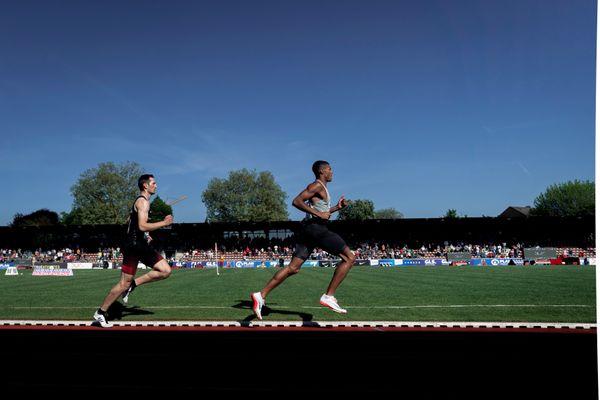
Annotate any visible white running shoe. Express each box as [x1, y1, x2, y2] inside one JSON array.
[[251, 292, 265, 320], [93, 311, 113, 328], [319, 294, 347, 314]]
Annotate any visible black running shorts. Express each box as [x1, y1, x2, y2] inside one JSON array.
[[292, 220, 348, 260], [121, 242, 164, 275]]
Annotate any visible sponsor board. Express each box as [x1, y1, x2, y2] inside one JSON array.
[[302, 260, 320, 267], [67, 262, 93, 269], [32, 267, 73, 276], [524, 247, 556, 260], [399, 259, 427, 266], [391, 259, 450, 266], [470, 258, 524, 266], [424, 259, 451, 266], [171, 261, 204, 268], [200, 260, 289, 268], [447, 252, 471, 262], [234, 260, 258, 268], [318, 260, 337, 267], [452, 261, 469, 266]]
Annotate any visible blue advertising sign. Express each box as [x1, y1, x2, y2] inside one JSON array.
[[470, 258, 524, 266]]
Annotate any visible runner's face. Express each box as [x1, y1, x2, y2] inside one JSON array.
[[323, 165, 333, 182], [146, 178, 157, 194]]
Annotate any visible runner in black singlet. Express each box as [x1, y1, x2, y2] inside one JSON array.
[[92, 174, 173, 328], [121, 195, 164, 273]]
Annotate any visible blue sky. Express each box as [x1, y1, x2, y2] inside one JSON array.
[[0, 0, 596, 225]]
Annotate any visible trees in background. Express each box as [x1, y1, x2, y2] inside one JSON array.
[[532, 180, 594, 217], [443, 209, 459, 219], [338, 199, 375, 220], [201, 169, 288, 222], [11, 209, 60, 227], [338, 200, 403, 221], [20, 162, 593, 226], [62, 161, 144, 225], [374, 208, 403, 219], [149, 196, 173, 223]]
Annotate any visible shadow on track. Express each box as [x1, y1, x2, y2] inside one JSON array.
[[107, 302, 155, 320], [232, 299, 314, 322]]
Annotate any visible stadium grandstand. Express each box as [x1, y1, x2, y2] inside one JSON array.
[[1, 216, 594, 268]]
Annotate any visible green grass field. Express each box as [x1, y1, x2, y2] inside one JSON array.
[[0, 265, 595, 323]]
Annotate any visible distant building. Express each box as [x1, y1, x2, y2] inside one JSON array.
[[498, 206, 531, 218]]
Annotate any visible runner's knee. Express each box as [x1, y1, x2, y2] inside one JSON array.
[[154, 261, 171, 279], [160, 268, 171, 279], [120, 275, 134, 290], [288, 265, 301, 274], [160, 266, 172, 279], [286, 258, 304, 274], [342, 248, 356, 265]]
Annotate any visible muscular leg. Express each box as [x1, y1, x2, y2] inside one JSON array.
[[324, 247, 356, 296], [100, 272, 135, 311], [134, 259, 172, 287], [99, 259, 170, 312], [259, 256, 304, 299]]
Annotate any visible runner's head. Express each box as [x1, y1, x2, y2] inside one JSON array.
[[138, 174, 155, 192], [312, 160, 330, 178]]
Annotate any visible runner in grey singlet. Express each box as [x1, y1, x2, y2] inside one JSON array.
[[304, 179, 331, 221]]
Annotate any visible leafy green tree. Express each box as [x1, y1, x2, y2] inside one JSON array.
[[443, 209, 459, 218], [374, 208, 403, 219], [337, 199, 375, 221], [11, 209, 60, 227], [60, 209, 83, 225], [531, 180, 595, 217], [66, 161, 145, 224], [202, 169, 288, 222], [149, 196, 173, 222]]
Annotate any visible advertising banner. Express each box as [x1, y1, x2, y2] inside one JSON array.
[[302, 260, 320, 267], [447, 252, 471, 262], [67, 262, 93, 269], [32, 267, 73, 276], [470, 258, 524, 266], [524, 248, 556, 260], [399, 259, 427, 266]]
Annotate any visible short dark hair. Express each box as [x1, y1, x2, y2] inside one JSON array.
[[138, 174, 154, 190], [312, 160, 329, 178]]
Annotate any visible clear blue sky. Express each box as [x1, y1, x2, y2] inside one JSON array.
[[0, 0, 595, 225]]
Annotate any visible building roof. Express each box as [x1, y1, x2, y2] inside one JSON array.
[[498, 206, 531, 218]]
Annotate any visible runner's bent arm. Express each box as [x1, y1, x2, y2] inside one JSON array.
[[292, 182, 331, 220], [136, 198, 173, 232]]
